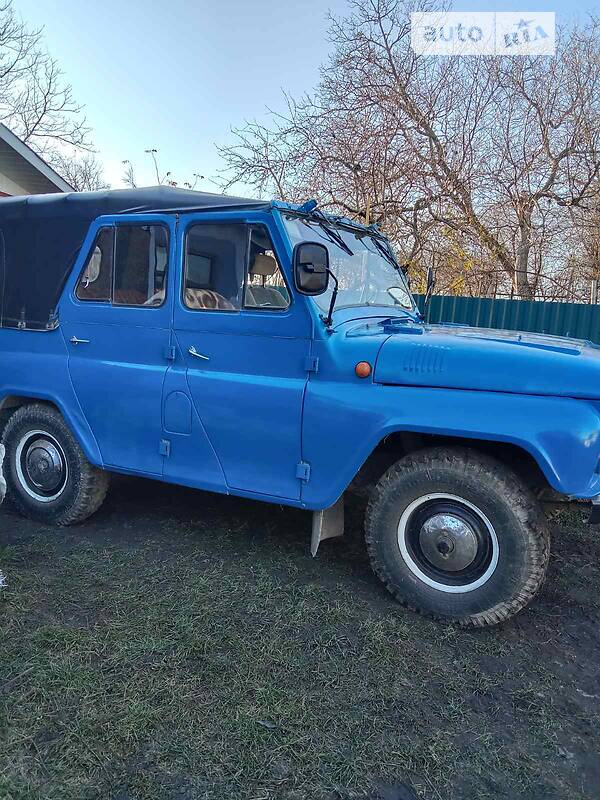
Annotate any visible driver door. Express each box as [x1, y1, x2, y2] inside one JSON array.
[[168, 214, 311, 500]]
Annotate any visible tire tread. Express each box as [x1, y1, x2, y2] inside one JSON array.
[[2, 403, 109, 526], [365, 447, 550, 628]]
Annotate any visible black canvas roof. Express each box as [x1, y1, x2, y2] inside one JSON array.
[[0, 186, 268, 330]]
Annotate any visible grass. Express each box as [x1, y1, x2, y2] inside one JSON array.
[[0, 477, 599, 800]]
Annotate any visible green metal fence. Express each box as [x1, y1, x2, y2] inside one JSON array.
[[414, 294, 600, 344]]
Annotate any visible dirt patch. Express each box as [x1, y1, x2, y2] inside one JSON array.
[[1, 477, 599, 799]]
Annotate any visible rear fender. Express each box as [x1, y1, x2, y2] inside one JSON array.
[[0, 327, 103, 467], [0, 389, 103, 467]]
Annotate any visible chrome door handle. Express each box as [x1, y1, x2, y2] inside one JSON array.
[[188, 346, 210, 361], [69, 336, 90, 345]]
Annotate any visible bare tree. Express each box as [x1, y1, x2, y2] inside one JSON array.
[[0, 1, 91, 157], [121, 149, 205, 189], [121, 160, 137, 189], [219, 0, 600, 301], [51, 151, 107, 191], [566, 189, 600, 300]]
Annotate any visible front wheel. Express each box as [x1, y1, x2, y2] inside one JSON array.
[[365, 447, 550, 627]]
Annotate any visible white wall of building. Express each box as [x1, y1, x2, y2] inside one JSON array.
[[0, 172, 30, 196]]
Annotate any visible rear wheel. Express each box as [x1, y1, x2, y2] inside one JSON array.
[[365, 447, 550, 627], [2, 404, 109, 525]]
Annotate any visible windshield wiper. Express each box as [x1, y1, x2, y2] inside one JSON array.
[[359, 232, 400, 271], [304, 213, 354, 257]]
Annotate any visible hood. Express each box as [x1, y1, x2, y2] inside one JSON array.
[[371, 321, 600, 399]]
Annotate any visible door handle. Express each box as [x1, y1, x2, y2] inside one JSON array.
[[188, 346, 210, 361], [69, 336, 90, 345]]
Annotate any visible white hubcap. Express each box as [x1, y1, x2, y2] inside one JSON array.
[[397, 493, 499, 594], [15, 430, 68, 503]]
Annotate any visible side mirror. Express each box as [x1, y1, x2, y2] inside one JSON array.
[[293, 242, 330, 296]]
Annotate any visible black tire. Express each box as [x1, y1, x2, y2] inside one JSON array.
[[2, 403, 109, 525], [365, 447, 550, 627]]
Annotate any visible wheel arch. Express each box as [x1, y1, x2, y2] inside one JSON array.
[[0, 392, 103, 467], [350, 429, 552, 497]]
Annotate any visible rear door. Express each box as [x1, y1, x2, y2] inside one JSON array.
[[61, 215, 174, 475], [169, 212, 311, 500]]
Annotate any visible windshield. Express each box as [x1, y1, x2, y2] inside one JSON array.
[[283, 214, 414, 315]]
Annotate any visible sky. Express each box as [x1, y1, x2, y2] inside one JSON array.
[[12, 0, 599, 194]]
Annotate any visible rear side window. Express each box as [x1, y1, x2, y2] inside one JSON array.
[[76, 225, 169, 306], [114, 226, 168, 306], [76, 227, 113, 302]]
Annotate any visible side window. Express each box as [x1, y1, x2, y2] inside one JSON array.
[[245, 227, 290, 310], [76, 227, 114, 302], [114, 225, 169, 306], [184, 223, 246, 311], [76, 224, 168, 306]]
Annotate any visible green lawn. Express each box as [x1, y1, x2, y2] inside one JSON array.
[[1, 479, 599, 800]]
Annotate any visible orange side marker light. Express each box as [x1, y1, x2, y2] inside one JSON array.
[[355, 361, 372, 378]]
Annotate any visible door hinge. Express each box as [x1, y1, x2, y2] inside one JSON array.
[[296, 461, 311, 482], [159, 439, 171, 457], [164, 345, 176, 361], [304, 355, 319, 374]]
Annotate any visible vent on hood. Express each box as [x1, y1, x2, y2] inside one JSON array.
[[402, 343, 448, 375]]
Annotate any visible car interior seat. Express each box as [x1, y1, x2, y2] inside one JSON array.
[[247, 254, 288, 308]]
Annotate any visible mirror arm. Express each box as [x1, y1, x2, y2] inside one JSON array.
[[423, 276, 436, 314], [321, 269, 339, 330]]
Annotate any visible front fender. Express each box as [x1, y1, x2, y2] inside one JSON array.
[[302, 383, 600, 509]]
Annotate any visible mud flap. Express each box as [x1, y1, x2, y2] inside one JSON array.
[[311, 496, 344, 557]]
